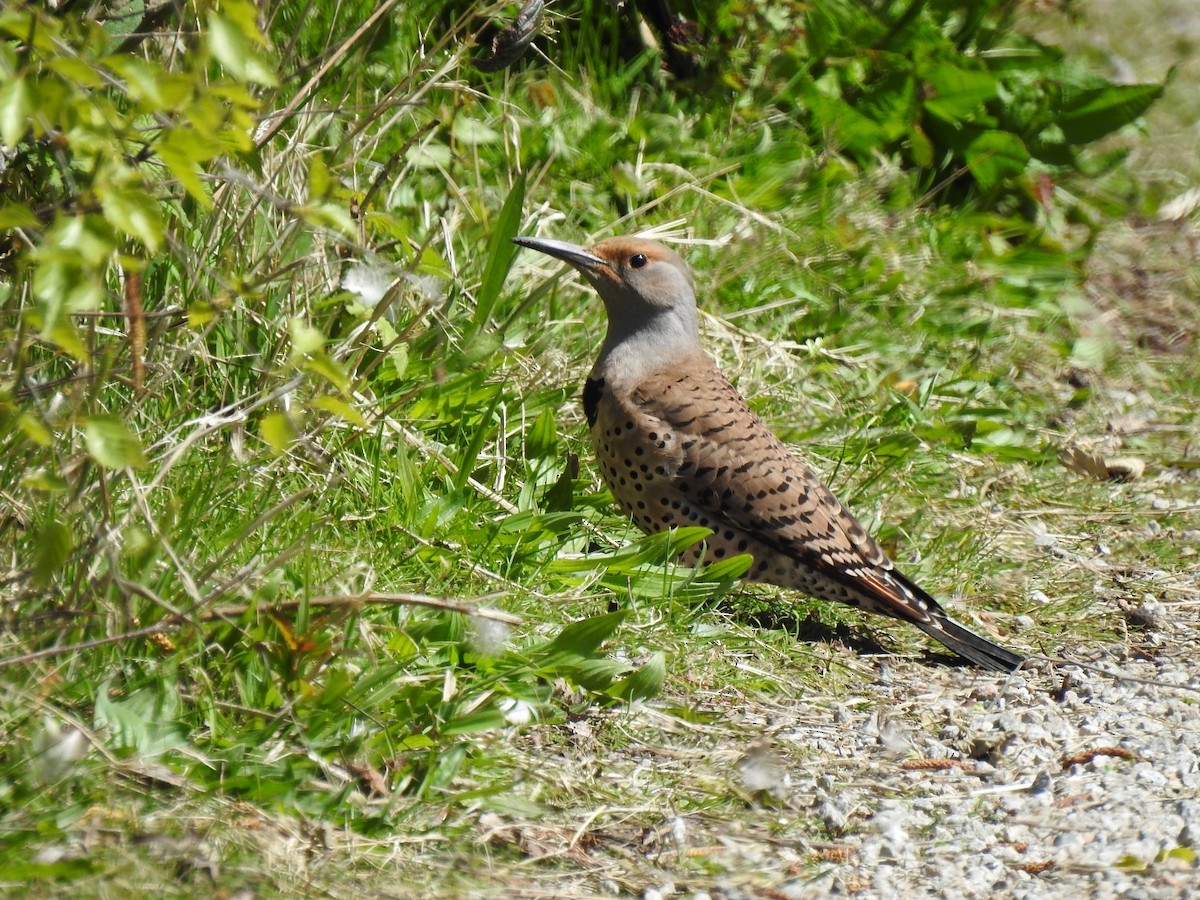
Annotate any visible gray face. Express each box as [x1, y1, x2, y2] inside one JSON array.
[[512, 235, 696, 317]]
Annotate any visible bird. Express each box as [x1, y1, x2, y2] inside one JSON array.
[[512, 234, 1025, 672]]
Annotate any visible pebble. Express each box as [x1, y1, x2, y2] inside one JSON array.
[[777, 649, 1200, 898]]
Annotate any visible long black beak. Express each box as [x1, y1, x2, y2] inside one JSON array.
[[511, 236, 610, 272]]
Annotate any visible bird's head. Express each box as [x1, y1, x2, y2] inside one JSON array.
[[513, 235, 696, 317], [513, 235, 701, 367]]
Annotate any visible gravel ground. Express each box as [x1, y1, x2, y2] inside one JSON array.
[[780, 649, 1200, 898], [470, 599, 1200, 900]]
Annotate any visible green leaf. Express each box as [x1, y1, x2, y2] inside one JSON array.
[[453, 388, 502, 491], [442, 706, 508, 735], [308, 152, 333, 199], [17, 411, 53, 446], [93, 681, 185, 756], [1057, 82, 1162, 145], [34, 517, 73, 586], [158, 128, 214, 206], [44, 214, 118, 267], [922, 63, 998, 124], [99, 178, 164, 251], [907, 124, 934, 168], [22, 468, 69, 494], [803, 81, 892, 160], [289, 316, 324, 356], [804, 1, 856, 59], [699, 553, 754, 582], [84, 414, 147, 469], [544, 610, 629, 656], [0, 73, 30, 147], [556, 655, 631, 691], [451, 116, 501, 146], [260, 412, 298, 455], [387, 341, 409, 380], [0, 203, 37, 229], [101, 0, 144, 43], [1068, 335, 1113, 369], [207, 11, 278, 87], [420, 742, 467, 795], [965, 130, 1030, 192], [1112, 853, 1149, 872], [0, 860, 96, 881], [106, 56, 189, 109], [1161, 847, 1196, 864], [541, 464, 575, 512], [524, 407, 558, 460], [304, 350, 350, 392], [312, 395, 367, 428], [608, 651, 666, 702], [553, 527, 713, 574], [472, 174, 526, 331], [288, 319, 348, 390]]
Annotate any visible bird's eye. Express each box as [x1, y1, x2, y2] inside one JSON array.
[[629, 253, 648, 269]]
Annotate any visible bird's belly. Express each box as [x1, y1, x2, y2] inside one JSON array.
[[589, 416, 677, 535], [589, 418, 869, 607]]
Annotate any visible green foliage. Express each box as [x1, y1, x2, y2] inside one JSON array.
[[0, 0, 687, 854], [620, 0, 1162, 215], [790, 0, 1161, 204]]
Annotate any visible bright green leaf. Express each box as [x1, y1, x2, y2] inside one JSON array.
[[207, 12, 278, 87], [313, 395, 367, 428], [260, 412, 298, 455], [907, 124, 934, 168], [99, 178, 164, 251], [158, 129, 214, 207], [84, 415, 147, 469], [308, 153, 332, 199], [556, 655, 632, 691], [451, 116, 501, 146], [1161, 847, 1196, 864], [93, 681, 185, 756], [965, 130, 1030, 191], [1068, 335, 1112, 369], [17, 412, 53, 446], [33, 517, 72, 586], [22, 468, 70, 493], [442, 707, 508, 735], [544, 610, 629, 657], [101, 0, 144, 43], [524, 408, 558, 460], [304, 351, 350, 393], [699, 553, 754, 582], [421, 742, 467, 794], [388, 342, 409, 380], [289, 317, 324, 357], [42, 215, 117, 267], [187, 300, 220, 328], [922, 63, 998, 124], [609, 651, 666, 702], [1057, 82, 1162, 145], [473, 174, 526, 331], [0, 203, 37, 229], [0, 74, 30, 148]]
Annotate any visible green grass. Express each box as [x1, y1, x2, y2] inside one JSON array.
[[1, 1, 1198, 896]]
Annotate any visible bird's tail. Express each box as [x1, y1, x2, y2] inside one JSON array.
[[916, 612, 1025, 673], [867, 568, 1025, 672]]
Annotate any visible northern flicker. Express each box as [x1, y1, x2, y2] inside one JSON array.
[[513, 235, 1024, 672]]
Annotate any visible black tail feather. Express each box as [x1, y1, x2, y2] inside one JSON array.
[[918, 613, 1024, 673]]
